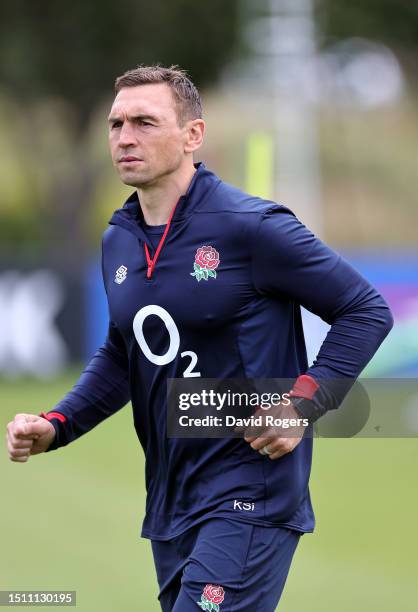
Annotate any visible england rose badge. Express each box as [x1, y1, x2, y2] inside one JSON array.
[[191, 246, 220, 282], [197, 584, 225, 611]]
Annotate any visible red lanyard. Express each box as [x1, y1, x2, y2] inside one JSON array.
[[144, 201, 178, 279]]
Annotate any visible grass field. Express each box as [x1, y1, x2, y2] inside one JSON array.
[[1, 371, 418, 611]]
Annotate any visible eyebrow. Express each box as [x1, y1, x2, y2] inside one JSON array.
[[107, 113, 159, 124]]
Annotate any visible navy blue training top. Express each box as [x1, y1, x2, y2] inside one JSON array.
[[44, 163, 393, 540], [142, 222, 165, 253]]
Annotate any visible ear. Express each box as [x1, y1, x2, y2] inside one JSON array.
[[184, 119, 205, 153]]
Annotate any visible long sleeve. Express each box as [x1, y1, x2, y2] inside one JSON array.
[[251, 205, 394, 418], [44, 321, 130, 450]]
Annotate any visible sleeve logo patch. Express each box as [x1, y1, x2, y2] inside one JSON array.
[[114, 265, 128, 284], [197, 584, 225, 611], [190, 246, 220, 282]]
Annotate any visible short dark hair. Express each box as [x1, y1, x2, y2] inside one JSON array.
[[114, 65, 202, 125]]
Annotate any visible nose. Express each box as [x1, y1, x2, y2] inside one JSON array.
[[118, 121, 137, 147]]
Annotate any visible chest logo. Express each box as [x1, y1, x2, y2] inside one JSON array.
[[190, 246, 220, 282], [114, 265, 128, 284]]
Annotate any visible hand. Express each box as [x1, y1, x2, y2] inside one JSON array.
[[6, 414, 56, 462], [243, 402, 306, 460]]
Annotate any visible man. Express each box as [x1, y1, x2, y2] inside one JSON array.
[[6, 65, 393, 611]]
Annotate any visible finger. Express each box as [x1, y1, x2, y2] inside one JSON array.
[[12, 414, 41, 434], [14, 413, 30, 421], [7, 427, 39, 446], [268, 438, 301, 460], [257, 440, 283, 457], [244, 423, 271, 442], [20, 414, 43, 422], [240, 406, 271, 441], [13, 414, 32, 429], [6, 427, 32, 445], [13, 422, 40, 440], [235, 426, 249, 438], [7, 436, 33, 458], [12, 419, 28, 437], [9, 453, 30, 463], [7, 431, 33, 450], [268, 449, 287, 460], [244, 434, 257, 442], [9, 447, 32, 459], [249, 434, 276, 451]]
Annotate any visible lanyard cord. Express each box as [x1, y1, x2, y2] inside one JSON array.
[[143, 201, 179, 279]]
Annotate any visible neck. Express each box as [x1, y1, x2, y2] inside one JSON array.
[[137, 163, 197, 226]]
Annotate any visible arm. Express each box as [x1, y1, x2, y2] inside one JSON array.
[[252, 206, 393, 390], [42, 321, 130, 450], [246, 205, 393, 458], [7, 322, 130, 461]]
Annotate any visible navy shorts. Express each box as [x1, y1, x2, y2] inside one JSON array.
[[151, 518, 300, 611]]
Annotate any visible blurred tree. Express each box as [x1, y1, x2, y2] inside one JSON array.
[[0, 0, 239, 259], [0, 0, 239, 127], [317, 0, 418, 54]]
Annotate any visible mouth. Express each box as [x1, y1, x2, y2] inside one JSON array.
[[118, 156, 143, 164]]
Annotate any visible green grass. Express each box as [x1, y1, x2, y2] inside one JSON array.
[[1, 372, 418, 611]]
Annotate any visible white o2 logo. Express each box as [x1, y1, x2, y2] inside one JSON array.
[[133, 305, 201, 377]]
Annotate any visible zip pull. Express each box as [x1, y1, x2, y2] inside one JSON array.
[[143, 200, 178, 279], [145, 256, 154, 278]]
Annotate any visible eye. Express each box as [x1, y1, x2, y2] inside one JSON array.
[[111, 121, 122, 129]]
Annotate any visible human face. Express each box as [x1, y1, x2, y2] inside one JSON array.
[[108, 83, 189, 188]]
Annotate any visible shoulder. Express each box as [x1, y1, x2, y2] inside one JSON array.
[[102, 225, 120, 251], [200, 178, 295, 219], [101, 223, 138, 264], [196, 178, 297, 245]]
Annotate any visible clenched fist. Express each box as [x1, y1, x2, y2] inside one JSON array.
[[6, 414, 56, 462]]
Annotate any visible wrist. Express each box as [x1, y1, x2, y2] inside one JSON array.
[[39, 412, 62, 451], [289, 375, 321, 423]]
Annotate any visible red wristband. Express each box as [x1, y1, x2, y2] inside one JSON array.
[[40, 411, 67, 423], [289, 375, 319, 400]]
